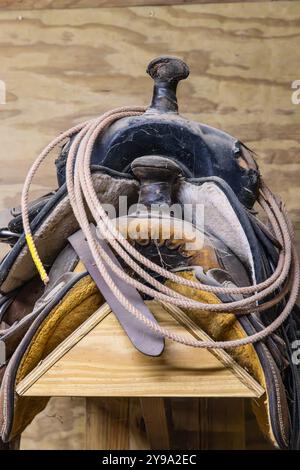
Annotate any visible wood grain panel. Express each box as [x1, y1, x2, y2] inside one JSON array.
[[0, 2, 299, 227], [21, 397, 86, 449], [21, 396, 149, 449], [1, 1, 299, 449], [171, 398, 200, 449], [199, 398, 245, 449], [85, 397, 130, 450], [21, 397, 269, 449], [0, 1, 290, 12], [129, 398, 150, 450]]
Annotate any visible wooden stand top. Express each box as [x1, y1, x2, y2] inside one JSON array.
[[17, 302, 264, 399]]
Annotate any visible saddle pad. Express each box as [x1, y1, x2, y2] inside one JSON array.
[[0, 171, 138, 294], [0, 174, 297, 449], [177, 179, 291, 448], [0, 272, 103, 442]]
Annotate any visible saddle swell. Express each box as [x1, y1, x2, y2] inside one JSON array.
[[0, 56, 298, 450], [55, 56, 259, 209]]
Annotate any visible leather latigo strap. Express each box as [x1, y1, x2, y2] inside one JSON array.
[[68, 227, 165, 357]]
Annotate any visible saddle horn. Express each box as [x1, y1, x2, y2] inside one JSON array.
[[146, 56, 189, 114]]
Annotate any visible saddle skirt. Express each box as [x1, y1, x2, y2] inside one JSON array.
[[0, 56, 299, 450]]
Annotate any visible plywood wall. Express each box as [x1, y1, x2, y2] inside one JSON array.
[[0, 0, 299, 450], [0, 2, 299, 221], [0, 0, 289, 11]]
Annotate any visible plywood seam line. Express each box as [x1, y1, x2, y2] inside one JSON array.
[[0, 1, 292, 13]]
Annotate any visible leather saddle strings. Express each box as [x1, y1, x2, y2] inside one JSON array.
[[21, 107, 300, 349]]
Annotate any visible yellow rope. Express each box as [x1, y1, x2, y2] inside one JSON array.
[[25, 234, 49, 284]]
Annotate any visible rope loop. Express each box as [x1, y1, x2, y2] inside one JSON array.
[[21, 107, 299, 349]]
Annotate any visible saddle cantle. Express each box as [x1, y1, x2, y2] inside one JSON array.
[[0, 56, 299, 450]]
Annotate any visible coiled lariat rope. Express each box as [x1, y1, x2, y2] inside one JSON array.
[[21, 107, 300, 349]]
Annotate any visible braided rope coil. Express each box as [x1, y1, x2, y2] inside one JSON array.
[[21, 107, 300, 349]]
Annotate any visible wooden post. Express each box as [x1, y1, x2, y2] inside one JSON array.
[[129, 398, 149, 450], [140, 398, 170, 450], [85, 398, 129, 450]]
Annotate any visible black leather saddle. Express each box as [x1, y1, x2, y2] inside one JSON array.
[[0, 56, 299, 450]]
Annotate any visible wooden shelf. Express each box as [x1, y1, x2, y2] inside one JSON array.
[[17, 302, 264, 399]]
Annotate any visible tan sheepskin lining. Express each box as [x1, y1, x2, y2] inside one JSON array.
[[1, 173, 138, 293], [11, 275, 103, 439]]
